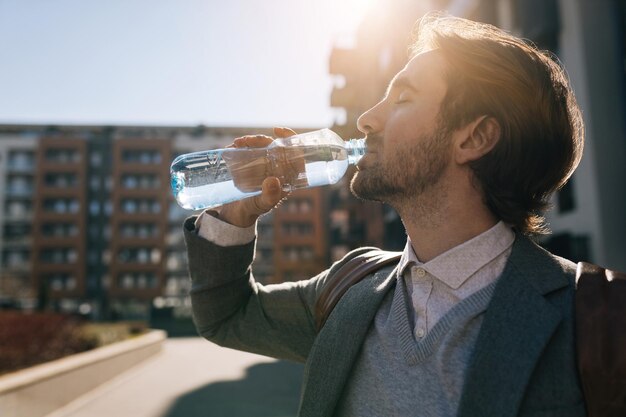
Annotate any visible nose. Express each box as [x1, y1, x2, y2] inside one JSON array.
[[357, 101, 384, 135]]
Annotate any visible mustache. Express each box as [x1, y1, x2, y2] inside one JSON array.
[[365, 134, 383, 149]]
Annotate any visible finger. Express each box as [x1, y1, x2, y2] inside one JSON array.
[[233, 135, 274, 148], [273, 127, 297, 138], [248, 177, 283, 215]]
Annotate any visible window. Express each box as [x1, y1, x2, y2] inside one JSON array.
[[116, 272, 157, 289], [121, 199, 161, 214], [4, 224, 31, 240], [282, 222, 313, 235], [90, 176, 100, 190], [281, 198, 313, 214], [2, 249, 28, 267], [122, 150, 161, 164], [43, 199, 79, 214], [44, 173, 77, 188], [7, 176, 33, 195], [42, 223, 77, 237], [90, 153, 102, 166], [6, 201, 30, 216], [118, 247, 160, 264], [120, 174, 160, 190], [166, 252, 185, 271], [89, 201, 100, 215], [88, 250, 99, 264], [281, 246, 315, 261], [45, 149, 80, 163], [40, 248, 78, 264], [120, 223, 159, 238], [8, 150, 35, 170]]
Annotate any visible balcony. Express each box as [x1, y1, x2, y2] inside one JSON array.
[[3, 211, 34, 222], [6, 161, 35, 173], [1, 262, 31, 273], [5, 187, 34, 198], [2, 235, 33, 247]]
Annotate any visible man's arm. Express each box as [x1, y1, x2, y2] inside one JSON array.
[[184, 212, 322, 363]]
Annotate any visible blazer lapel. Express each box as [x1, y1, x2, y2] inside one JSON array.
[[458, 236, 570, 417], [298, 265, 398, 417]]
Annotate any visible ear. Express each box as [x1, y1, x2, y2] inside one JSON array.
[[453, 116, 501, 165]]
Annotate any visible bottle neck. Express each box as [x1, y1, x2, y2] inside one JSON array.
[[346, 138, 366, 165]]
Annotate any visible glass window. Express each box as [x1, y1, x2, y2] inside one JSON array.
[[54, 200, 67, 213], [8, 150, 35, 169], [91, 153, 102, 166], [137, 275, 147, 289], [151, 248, 161, 264], [90, 176, 100, 190], [89, 201, 100, 215], [122, 200, 137, 213], [51, 277, 64, 291], [45, 149, 80, 163], [67, 249, 78, 263], [121, 274, 133, 289], [66, 277, 77, 290]]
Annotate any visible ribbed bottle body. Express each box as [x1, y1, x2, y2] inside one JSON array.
[[170, 129, 365, 210]]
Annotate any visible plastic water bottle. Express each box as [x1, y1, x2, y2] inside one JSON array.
[[170, 129, 366, 210]]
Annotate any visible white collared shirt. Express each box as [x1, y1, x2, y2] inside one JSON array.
[[398, 221, 515, 340]]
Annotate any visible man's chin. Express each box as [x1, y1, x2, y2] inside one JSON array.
[[350, 171, 383, 202]]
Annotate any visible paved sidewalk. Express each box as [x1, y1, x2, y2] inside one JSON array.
[[45, 338, 304, 417]]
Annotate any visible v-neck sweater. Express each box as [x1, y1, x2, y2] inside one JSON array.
[[335, 278, 497, 417]]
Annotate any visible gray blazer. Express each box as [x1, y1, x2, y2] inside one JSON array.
[[184, 217, 586, 417]]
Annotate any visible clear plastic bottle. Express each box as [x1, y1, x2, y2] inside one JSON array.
[[170, 128, 366, 210]]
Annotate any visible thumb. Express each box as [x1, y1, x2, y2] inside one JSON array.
[[273, 126, 297, 138], [250, 176, 283, 214]]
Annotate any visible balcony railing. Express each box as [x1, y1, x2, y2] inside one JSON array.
[[5, 187, 34, 198], [6, 162, 35, 173]]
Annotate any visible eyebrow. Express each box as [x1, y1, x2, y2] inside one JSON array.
[[385, 75, 419, 98]]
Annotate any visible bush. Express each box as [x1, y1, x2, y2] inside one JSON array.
[[0, 312, 98, 375]]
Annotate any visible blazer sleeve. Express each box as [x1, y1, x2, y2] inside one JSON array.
[[184, 215, 377, 363]]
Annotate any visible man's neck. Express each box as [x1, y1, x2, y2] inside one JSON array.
[[395, 178, 499, 263]]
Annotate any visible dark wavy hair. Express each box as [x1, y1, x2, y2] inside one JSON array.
[[411, 14, 584, 235]]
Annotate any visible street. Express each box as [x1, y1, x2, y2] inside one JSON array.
[[45, 338, 304, 417]]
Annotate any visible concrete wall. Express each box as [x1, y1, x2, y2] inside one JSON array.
[[545, 0, 626, 271], [0, 329, 166, 417]]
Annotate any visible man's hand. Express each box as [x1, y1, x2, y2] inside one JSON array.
[[215, 127, 296, 228]]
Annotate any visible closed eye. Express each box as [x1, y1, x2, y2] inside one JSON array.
[[393, 91, 412, 104]]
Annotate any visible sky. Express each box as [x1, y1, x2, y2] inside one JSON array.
[[0, 0, 377, 129]]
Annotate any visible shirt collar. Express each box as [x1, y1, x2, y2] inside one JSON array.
[[397, 221, 515, 289]]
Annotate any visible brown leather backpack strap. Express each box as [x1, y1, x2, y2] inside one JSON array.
[[315, 250, 401, 332], [575, 261, 626, 417]]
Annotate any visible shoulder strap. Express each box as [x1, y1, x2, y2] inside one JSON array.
[[315, 250, 401, 331], [575, 261, 626, 417]]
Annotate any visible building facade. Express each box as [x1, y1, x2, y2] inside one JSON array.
[[0, 132, 37, 308]]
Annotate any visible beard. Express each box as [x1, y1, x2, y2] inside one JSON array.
[[350, 124, 451, 205]]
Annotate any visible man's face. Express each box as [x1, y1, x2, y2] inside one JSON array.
[[350, 50, 452, 204]]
